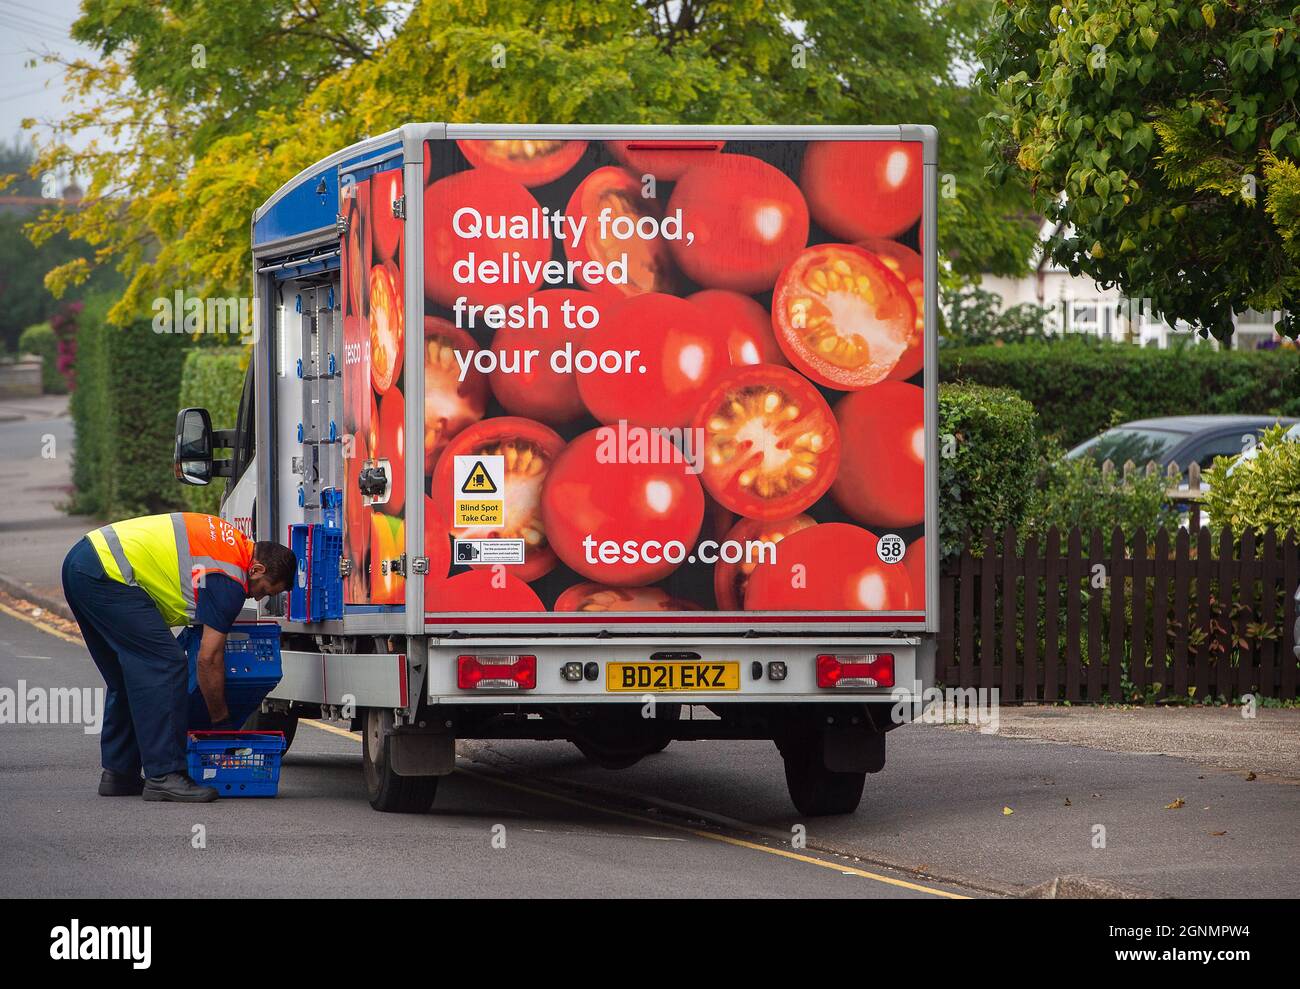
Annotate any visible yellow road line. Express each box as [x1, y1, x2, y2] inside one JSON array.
[[300, 718, 968, 899], [0, 599, 83, 645]]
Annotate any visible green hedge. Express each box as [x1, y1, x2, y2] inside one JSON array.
[[177, 348, 248, 514], [940, 341, 1300, 446], [937, 382, 1040, 559], [69, 296, 188, 518], [17, 323, 66, 394]]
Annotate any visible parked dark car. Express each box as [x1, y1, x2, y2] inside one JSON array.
[[1066, 415, 1300, 477]]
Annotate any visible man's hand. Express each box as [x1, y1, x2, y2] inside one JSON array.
[[195, 625, 230, 725]]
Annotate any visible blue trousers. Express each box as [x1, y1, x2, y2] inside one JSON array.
[[61, 537, 188, 778]]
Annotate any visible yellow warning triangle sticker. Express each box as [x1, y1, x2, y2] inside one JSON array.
[[461, 460, 498, 494]]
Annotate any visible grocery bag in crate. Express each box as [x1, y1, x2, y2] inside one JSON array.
[[187, 730, 286, 797], [182, 622, 283, 730]]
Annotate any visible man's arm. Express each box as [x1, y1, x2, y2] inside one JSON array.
[[196, 625, 230, 725]]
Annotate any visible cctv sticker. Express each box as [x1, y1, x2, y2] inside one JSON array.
[[877, 533, 905, 565], [453, 455, 505, 527]]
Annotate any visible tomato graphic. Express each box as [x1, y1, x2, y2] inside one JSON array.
[[554, 583, 700, 612], [423, 495, 452, 604], [744, 523, 913, 612], [576, 293, 729, 428], [668, 154, 809, 293], [369, 170, 403, 265], [904, 536, 926, 612], [488, 289, 597, 426], [432, 568, 545, 613], [424, 169, 553, 309], [542, 427, 705, 586], [432, 417, 565, 582], [369, 513, 405, 605], [457, 139, 587, 187], [344, 429, 370, 600], [831, 381, 924, 528], [801, 141, 923, 241], [693, 365, 840, 521], [606, 140, 724, 181], [564, 166, 676, 299], [857, 237, 924, 382], [687, 289, 787, 367], [369, 263, 404, 395], [771, 244, 914, 390], [375, 386, 406, 515], [712, 514, 817, 610], [343, 194, 368, 317], [424, 317, 488, 471]]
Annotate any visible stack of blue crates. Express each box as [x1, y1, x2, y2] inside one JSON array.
[[183, 622, 283, 730], [288, 520, 343, 622]]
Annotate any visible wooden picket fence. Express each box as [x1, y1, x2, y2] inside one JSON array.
[[938, 525, 1300, 702]]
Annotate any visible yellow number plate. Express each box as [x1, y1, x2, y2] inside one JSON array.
[[606, 661, 740, 692]]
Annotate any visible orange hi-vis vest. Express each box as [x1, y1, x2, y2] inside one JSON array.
[[87, 513, 254, 627]]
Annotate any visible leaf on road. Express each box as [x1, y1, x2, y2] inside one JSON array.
[[1245, 771, 1257, 781], [1002, 806, 1014, 816], [1165, 797, 1185, 809], [1209, 831, 1228, 837], [1064, 797, 1072, 806]]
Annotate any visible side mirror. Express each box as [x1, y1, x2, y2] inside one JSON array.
[[175, 408, 213, 486]]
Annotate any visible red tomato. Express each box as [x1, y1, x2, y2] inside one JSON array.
[[366, 389, 380, 461], [489, 290, 597, 425], [457, 139, 587, 187], [424, 317, 488, 471], [343, 194, 368, 317], [576, 293, 729, 428], [431, 568, 545, 613], [687, 290, 787, 367], [344, 429, 370, 601], [423, 495, 451, 603], [554, 583, 700, 612], [744, 523, 913, 612], [369, 513, 405, 605], [693, 364, 840, 521], [668, 154, 809, 293], [831, 381, 925, 528], [369, 170, 404, 265], [857, 237, 924, 382], [904, 536, 926, 611], [606, 140, 724, 181], [801, 141, 924, 240], [424, 169, 553, 309], [564, 166, 676, 298], [771, 244, 914, 390], [713, 514, 817, 610], [542, 428, 705, 586], [431, 417, 565, 582], [369, 263, 404, 395], [375, 386, 406, 515]]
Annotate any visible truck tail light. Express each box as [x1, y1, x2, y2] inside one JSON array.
[[457, 655, 537, 690], [816, 653, 894, 689]]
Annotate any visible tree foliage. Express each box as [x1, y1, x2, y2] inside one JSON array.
[[27, 0, 1039, 323], [980, 0, 1300, 341]]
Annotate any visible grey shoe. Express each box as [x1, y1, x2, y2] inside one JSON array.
[[98, 769, 144, 796], [142, 772, 219, 803]]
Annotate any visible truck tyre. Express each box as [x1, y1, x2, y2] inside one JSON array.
[[781, 740, 866, 816], [645, 702, 681, 754], [241, 709, 298, 753], [362, 708, 438, 813]]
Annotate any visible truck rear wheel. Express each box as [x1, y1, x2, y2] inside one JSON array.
[[781, 740, 866, 816], [362, 708, 439, 813]]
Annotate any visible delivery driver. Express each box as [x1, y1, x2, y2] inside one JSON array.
[[60, 513, 296, 802]]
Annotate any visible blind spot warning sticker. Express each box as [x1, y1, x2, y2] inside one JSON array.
[[454, 455, 505, 526]]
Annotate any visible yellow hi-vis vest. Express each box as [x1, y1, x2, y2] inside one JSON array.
[[87, 513, 254, 627]]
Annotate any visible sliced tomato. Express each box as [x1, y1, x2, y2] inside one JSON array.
[[688, 289, 788, 367], [343, 194, 368, 317], [457, 139, 587, 187], [431, 568, 545, 613], [424, 317, 488, 471], [801, 141, 924, 240], [857, 237, 924, 382], [431, 417, 565, 581], [744, 523, 913, 612], [368, 263, 404, 395], [904, 536, 926, 612], [554, 583, 700, 612], [488, 289, 598, 425], [693, 364, 840, 521], [564, 166, 675, 298], [771, 244, 914, 390], [713, 514, 817, 610], [605, 140, 724, 181], [831, 381, 925, 528]]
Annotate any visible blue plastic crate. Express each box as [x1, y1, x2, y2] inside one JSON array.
[[182, 622, 283, 730], [289, 522, 344, 622], [186, 730, 286, 797]]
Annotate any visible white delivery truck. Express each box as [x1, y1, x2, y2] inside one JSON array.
[[175, 124, 939, 815]]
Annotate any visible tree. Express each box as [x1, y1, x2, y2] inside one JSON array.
[[28, 0, 1039, 323], [980, 0, 1300, 341]]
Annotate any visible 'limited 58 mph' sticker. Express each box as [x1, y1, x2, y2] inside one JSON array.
[[877, 533, 905, 564]]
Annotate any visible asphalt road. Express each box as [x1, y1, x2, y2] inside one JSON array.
[[2, 604, 1297, 898]]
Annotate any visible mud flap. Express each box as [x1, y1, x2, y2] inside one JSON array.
[[823, 726, 885, 774], [390, 731, 455, 777]]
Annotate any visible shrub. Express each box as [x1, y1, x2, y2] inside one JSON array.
[[941, 283, 1052, 345], [940, 339, 1300, 446], [937, 382, 1040, 559], [1203, 425, 1300, 537], [1024, 451, 1179, 543], [177, 347, 248, 514], [17, 323, 66, 394]]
